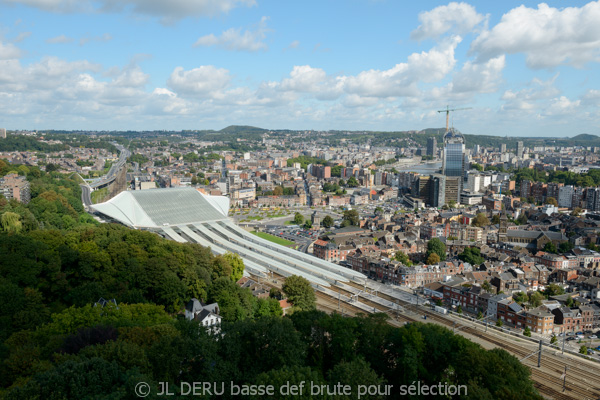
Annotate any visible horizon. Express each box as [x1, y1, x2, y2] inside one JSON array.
[[6, 126, 598, 140], [0, 1, 599, 136]]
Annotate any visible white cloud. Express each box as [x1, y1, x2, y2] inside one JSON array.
[[14, 31, 32, 42], [46, 34, 73, 44], [343, 36, 461, 97], [167, 66, 231, 97], [110, 65, 149, 88], [285, 40, 300, 50], [1, 0, 86, 12], [1, 0, 255, 23], [500, 76, 561, 113], [411, 2, 486, 40], [452, 55, 505, 93], [471, 1, 600, 68], [194, 16, 269, 52], [0, 41, 22, 59], [79, 33, 112, 46], [544, 96, 581, 117], [280, 65, 327, 93]]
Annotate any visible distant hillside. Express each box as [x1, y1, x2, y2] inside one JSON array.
[[570, 133, 599, 142], [219, 125, 268, 135]]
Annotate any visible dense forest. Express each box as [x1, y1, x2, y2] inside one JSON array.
[[0, 308, 543, 399], [0, 160, 97, 232], [0, 136, 67, 153]]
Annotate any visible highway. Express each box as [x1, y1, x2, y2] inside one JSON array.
[[80, 142, 130, 208], [90, 143, 130, 189]]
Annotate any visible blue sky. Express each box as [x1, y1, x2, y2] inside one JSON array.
[[0, 0, 599, 137]]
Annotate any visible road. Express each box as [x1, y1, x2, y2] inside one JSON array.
[[90, 143, 130, 189], [80, 142, 130, 207], [81, 184, 93, 208]]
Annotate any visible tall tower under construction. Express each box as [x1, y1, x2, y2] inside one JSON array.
[[442, 128, 465, 204]]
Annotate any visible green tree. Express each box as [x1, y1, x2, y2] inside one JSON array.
[[491, 214, 500, 224], [426, 237, 446, 261], [528, 291, 544, 308], [394, 251, 412, 266], [558, 241, 574, 253], [269, 288, 282, 300], [322, 215, 334, 228], [565, 296, 574, 307], [347, 176, 359, 187], [513, 291, 527, 304], [472, 163, 484, 172], [330, 165, 342, 177], [523, 326, 531, 337], [282, 275, 316, 312], [303, 220, 312, 229], [482, 280, 492, 293], [273, 186, 283, 196], [543, 242, 557, 254], [458, 247, 484, 265], [516, 213, 528, 225], [327, 358, 385, 400], [294, 212, 304, 225], [580, 345, 588, 355], [544, 283, 565, 297], [457, 305, 463, 314], [496, 318, 504, 327], [545, 197, 558, 207], [551, 335, 558, 345], [224, 252, 245, 282], [587, 242, 600, 252], [472, 212, 490, 227], [426, 252, 440, 265], [1, 211, 22, 233], [342, 209, 360, 226]]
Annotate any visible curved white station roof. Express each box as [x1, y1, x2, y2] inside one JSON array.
[[92, 188, 229, 228], [92, 187, 367, 287]]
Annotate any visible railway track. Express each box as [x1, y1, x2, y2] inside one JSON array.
[[339, 280, 600, 400], [253, 272, 600, 399]]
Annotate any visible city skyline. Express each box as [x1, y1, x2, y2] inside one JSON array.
[[0, 1, 599, 136]]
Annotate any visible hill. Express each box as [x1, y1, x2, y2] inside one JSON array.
[[570, 133, 599, 142], [219, 125, 268, 135]]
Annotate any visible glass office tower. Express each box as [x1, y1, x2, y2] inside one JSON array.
[[442, 128, 465, 178], [442, 128, 465, 204]]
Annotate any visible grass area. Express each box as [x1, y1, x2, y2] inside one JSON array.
[[241, 216, 263, 222], [251, 231, 295, 246], [267, 213, 287, 218], [91, 187, 109, 204]]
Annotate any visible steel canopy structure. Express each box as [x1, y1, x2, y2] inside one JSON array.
[[92, 188, 366, 287]]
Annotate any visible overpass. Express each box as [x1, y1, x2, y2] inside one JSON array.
[[80, 143, 130, 208]]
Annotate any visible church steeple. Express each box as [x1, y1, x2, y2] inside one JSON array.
[[498, 211, 508, 243]]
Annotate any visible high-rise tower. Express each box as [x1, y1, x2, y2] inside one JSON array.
[[516, 141, 524, 158], [442, 128, 465, 204], [426, 137, 437, 157]]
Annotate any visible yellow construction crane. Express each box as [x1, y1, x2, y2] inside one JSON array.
[[437, 105, 472, 131]]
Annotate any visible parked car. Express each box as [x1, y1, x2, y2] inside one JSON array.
[[590, 335, 598, 339], [588, 349, 595, 355], [566, 337, 576, 341]]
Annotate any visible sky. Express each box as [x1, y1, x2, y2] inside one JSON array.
[[0, 0, 599, 137]]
